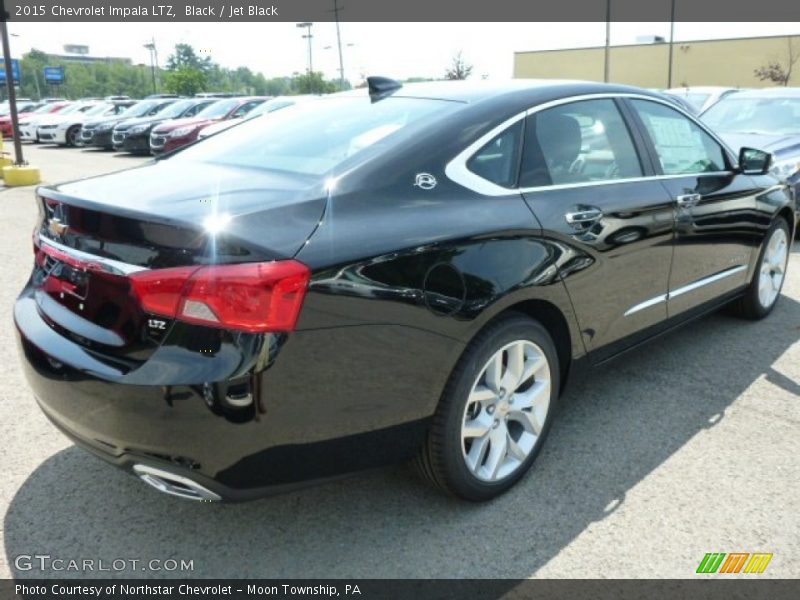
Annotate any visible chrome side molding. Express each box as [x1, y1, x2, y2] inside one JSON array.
[[624, 265, 747, 317]]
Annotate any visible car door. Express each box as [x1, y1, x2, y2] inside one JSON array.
[[519, 97, 676, 360], [626, 98, 761, 317]]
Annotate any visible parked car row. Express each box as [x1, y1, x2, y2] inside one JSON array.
[[10, 94, 320, 156]]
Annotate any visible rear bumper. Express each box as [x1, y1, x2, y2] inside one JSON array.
[[14, 286, 437, 501]]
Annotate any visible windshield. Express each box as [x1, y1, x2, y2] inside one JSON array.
[[683, 93, 710, 110], [247, 98, 296, 119], [53, 103, 85, 116], [173, 96, 459, 177], [32, 103, 61, 115], [120, 100, 160, 118], [154, 100, 196, 119], [84, 103, 113, 116], [196, 98, 240, 119], [702, 96, 800, 135]]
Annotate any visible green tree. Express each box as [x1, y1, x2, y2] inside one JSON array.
[[292, 71, 338, 94], [166, 43, 213, 74], [163, 67, 207, 96]]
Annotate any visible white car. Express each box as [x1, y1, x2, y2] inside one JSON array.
[[20, 102, 81, 142], [36, 102, 126, 146], [664, 86, 743, 113], [197, 95, 318, 140]]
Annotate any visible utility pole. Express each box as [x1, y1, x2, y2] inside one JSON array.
[[332, 0, 345, 90], [296, 22, 314, 93], [604, 0, 611, 82], [144, 38, 158, 93], [296, 22, 314, 75], [667, 0, 676, 88], [0, 0, 24, 165]]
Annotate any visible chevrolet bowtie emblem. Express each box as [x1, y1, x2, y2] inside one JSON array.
[[47, 218, 68, 237]]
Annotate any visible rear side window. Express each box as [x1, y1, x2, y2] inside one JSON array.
[[520, 99, 643, 188], [631, 99, 727, 175], [466, 121, 523, 188]]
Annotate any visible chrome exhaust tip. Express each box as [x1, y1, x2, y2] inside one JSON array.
[[133, 464, 221, 502]]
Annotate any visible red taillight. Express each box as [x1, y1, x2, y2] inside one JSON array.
[[129, 260, 310, 333]]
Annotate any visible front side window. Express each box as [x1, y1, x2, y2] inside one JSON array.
[[632, 99, 727, 175], [520, 98, 643, 188]]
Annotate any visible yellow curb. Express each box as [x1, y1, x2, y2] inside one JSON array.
[[0, 157, 13, 172], [2, 165, 42, 186]]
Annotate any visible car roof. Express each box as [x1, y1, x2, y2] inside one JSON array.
[[665, 86, 738, 93], [727, 87, 800, 98], [341, 79, 665, 106]]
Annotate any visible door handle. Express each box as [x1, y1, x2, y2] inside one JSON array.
[[676, 193, 701, 208], [565, 208, 603, 225]]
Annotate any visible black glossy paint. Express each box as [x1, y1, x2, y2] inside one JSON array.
[[14, 81, 794, 500]]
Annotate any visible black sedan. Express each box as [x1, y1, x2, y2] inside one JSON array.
[[112, 98, 218, 154], [16, 79, 794, 502], [81, 99, 178, 150]]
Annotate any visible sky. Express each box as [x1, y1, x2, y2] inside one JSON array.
[[6, 22, 800, 83]]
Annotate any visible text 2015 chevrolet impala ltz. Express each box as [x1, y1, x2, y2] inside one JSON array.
[[15, 79, 794, 502]]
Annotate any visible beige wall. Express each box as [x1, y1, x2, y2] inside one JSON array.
[[514, 35, 800, 88]]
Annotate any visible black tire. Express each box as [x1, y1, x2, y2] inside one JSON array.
[[731, 217, 791, 320], [415, 313, 560, 501], [66, 125, 81, 147]]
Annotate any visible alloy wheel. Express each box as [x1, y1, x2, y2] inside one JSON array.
[[758, 226, 788, 309], [461, 340, 551, 482]]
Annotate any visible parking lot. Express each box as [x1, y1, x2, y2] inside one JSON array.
[[0, 143, 798, 579]]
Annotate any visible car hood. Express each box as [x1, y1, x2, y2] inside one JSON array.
[[114, 116, 162, 131], [0, 111, 33, 123], [153, 117, 217, 134], [84, 114, 131, 128], [719, 132, 800, 159], [198, 120, 237, 137]]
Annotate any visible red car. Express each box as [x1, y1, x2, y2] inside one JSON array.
[[149, 97, 265, 154], [1, 101, 70, 138]]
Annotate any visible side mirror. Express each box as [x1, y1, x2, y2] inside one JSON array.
[[738, 147, 772, 175]]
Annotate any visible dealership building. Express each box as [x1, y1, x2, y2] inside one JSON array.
[[513, 34, 800, 89]]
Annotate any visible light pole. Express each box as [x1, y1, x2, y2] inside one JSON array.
[[296, 22, 314, 75], [331, 0, 345, 90], [324, 42, 354, 90], [143, 38, 158, 94]]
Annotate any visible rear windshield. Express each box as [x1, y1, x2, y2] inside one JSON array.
[[173, 96, 458, 176]]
